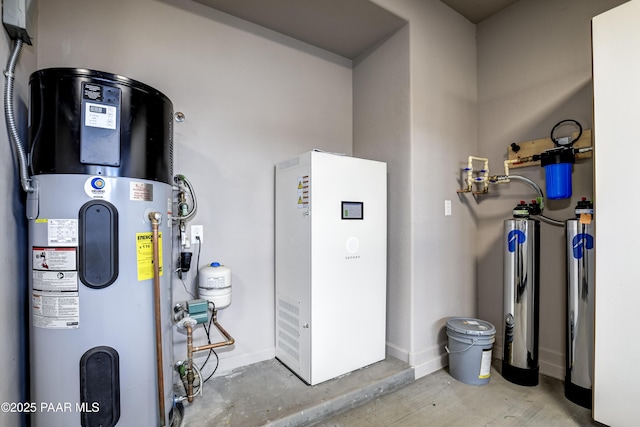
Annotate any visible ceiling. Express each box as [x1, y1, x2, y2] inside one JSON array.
[[192, 0, 520, 59], [440, 0, 520, 24], [192, 0, 407, 59]]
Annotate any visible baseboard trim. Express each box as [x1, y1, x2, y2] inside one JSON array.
[[413, 354, 447, 380], [386, 342, 410, 364], [386, 341, 448, 380]]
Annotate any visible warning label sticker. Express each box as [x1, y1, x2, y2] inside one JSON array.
[[297, 175, 309, 209], [33, 271, 78, 292], [32, 247, 79, 329], [32, 247, 76, 271], [136, 232, 163, 281], [32, 291, 79, 329]]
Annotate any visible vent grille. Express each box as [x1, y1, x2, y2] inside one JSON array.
[[278, 157, 300, 170], [277, 296, 300, 366]]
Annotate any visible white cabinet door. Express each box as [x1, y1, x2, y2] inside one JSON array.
[[593, 1, 640, 425]]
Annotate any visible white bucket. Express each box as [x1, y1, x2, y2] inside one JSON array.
[[445, 317, 496, 386]]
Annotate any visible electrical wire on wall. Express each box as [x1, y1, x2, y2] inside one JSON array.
[[191, 235, 221, 382], [4, 38, 33, 193], [200, 301, 220, 383]]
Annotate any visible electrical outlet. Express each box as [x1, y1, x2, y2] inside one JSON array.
[[191, 225, 204, 244]]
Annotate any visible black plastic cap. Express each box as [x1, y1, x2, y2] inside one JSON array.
[[540, 147, 575, 167]]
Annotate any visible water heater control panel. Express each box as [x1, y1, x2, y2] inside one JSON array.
[[80, 82, 122, 166]]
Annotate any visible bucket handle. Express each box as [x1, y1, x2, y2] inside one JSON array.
[[445, 339, 477, 354]]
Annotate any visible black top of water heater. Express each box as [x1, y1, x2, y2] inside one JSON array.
[[29, 68, 174, 184]]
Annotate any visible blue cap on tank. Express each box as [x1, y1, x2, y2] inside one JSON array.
[[210, 262, 221, 267]]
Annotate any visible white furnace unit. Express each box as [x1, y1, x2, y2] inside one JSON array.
[[275, 150, 387, 385]]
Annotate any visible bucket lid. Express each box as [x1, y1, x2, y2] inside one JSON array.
[[446, 317, 496, 336]]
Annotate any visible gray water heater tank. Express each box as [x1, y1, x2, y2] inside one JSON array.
[[27, 68, 175, 427]]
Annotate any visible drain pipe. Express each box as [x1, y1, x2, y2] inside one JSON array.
[[149, 212, 166, 427]]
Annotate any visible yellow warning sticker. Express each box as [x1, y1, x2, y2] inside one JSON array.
[[136, 232, 163, 281], [297, 175, 309, 209]]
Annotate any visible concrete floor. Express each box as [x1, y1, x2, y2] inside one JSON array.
[[319, 363, 601, 427], [178, 357, 601, 427]]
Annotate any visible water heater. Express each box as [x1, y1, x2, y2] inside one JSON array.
[[275, 150, 387, 385], [503, 201, 540, 386], [27, 68, 174, 426], [565, 198, 595, 408]]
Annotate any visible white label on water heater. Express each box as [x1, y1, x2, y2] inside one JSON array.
[[32, 271, 78, 292], [47, 219, 78, 246], [32, 247, 77, 271], [32, 247, 80, 328], [32, 291, 79, 329], [85, 102, 117, 129]]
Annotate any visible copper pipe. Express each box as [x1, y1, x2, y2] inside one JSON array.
[[186, 323, 194, 403], [184, 308, 235, 402], [149, 212, 166, 427], [192, 309, 235, 352]]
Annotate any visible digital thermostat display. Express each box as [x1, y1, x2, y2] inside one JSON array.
[[342, 201, 363, 220]]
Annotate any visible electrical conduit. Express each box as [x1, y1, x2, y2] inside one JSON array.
[[3, 38, 32, 193]]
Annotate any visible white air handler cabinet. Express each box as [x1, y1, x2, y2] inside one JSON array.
[[275, 151, 387, 385]]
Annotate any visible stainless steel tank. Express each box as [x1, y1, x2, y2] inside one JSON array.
[[565, 198, 594, 408], [503, 201, 540, 386]]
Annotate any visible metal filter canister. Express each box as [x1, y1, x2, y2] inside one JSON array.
[[565, 198, 594, 408], [502, 201, 540, 386]]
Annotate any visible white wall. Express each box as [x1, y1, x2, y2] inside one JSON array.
[[0, 11, 37, 427], [36, 0, 353, 374], [476, 0, 626, 379], [366, 0, 478, 378], [593, 1, 640, 424], [353, 25, 412, 365]]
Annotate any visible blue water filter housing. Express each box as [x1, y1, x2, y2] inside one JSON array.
[[541, 148, 575, 199]]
